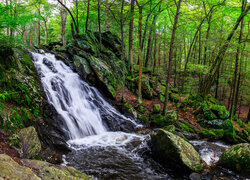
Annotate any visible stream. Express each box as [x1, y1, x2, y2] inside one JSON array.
[[31, 51, 248, 180]]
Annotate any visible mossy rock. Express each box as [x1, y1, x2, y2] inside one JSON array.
[[135, 103, 146, 114], [22, 159, 92, 179], [19, 126, 41, 159], [159, 94, 165, 103], [202, 119, 225, 129], [219, 143, 250, 174], [198, 128, 224, 139], [153, 104, 161, 114], [179, 120, 195, 133], [151, 129, 204, 173], [203, 110, 217, 120], [211, 104, 229, 119], [169, 93, 179, 102], [135, 75, 153, 99], [133, 65, 151, 74], [0, 154, 40, 179], [164, 125, 176, 133], [152, 110, 177, 127]]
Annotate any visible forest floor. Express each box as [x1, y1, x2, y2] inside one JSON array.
[[116, 87, 202, 131]]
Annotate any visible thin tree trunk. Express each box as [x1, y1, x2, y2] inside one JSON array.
[[85, 0, 90, 31], [60, 0, 67, 45], [98, 0, 102, 52], [163, 0, 182, 115], [128, 0, 135, 72], [105, 0, 110, 31], [121, 0, 125, 102], [135, 0, 151, 102], [151, 35, 157, 74], [38, 7, 41, 46]]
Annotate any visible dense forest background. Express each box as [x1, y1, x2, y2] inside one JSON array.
[[0, 0, 249, 120]]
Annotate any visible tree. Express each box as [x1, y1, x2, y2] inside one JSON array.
[[163, 0, 182, 115], [135, 0, 151, 103]]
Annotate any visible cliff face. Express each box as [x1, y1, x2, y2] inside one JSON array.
[[45, 31, 126, 100]]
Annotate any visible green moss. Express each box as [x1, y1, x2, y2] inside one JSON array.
[[199, 128, 224, 139], [219, 143, 250, 174], [179, 121, 195, 133], [153, 104, 161, 113], [164, 125, 176, 133], [169, 93, 179, 102]]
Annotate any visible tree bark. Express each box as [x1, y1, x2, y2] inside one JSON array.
[[121, 0, 125, 102], [128, 0, 135, 72], [85, 0, 90, 31], [98, 0, 102, 52], [105, 0, 110, 31], [163, 0, 182, 115]]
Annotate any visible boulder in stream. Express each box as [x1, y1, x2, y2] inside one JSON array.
[[218, 143, 250, 174], [151, 129, 204, 173]]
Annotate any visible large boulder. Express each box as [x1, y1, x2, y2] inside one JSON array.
[[19, 126, 41, 159], [151, 129, 204, 173], [218, 143, 250, 174], [22, 159, 92, 180], [0, 154, 92, 180], [0, 154, 40, 179]]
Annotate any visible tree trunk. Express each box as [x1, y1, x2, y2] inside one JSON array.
[[60, 0, 67, 46], [121, 0, 125, 102], [38, 8, 41, 46], [128, 0, 135, 72], [98, 0, 102, 52], [85, 0, 90, 31], [145, 14, 157, 67], [163, 0, 182, 115], [105, 0, 110, 31], [138, 6, 143, 102]]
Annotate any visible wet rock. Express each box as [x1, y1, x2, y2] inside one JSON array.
[[218, 143, 250, 174], [0, 154, 40, 180], [189, 172, 201, 180], [151, 129, 204, 173], [22, 159, 92, 180], [18, 126, 41, 159]]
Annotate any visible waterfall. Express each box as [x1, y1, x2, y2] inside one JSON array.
[[31, 51, 138, 140]]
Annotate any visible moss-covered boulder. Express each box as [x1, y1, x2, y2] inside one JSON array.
[[218, 143, 250, 174], [152, 110, 178, 127], [0, 154, 40, 180], [151, 129, 204, 173], [153, 104, 161, 113], [124, 103, 137, 118], [135, 75, 153, 99], [22, 159, 92, 180], [19, 126, 41, 159]]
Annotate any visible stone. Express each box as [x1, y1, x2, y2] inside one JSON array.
[[22, 159, 92, 180], [152, 110, 178, 127], [151, 129, 204, 173], [153, 104, 161, 113], [0, 154, 40, 180], [218, 143, 250, 174], [19, 126, 41, 159]]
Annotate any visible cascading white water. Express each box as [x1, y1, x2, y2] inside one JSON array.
[[31, 51, 139, 140]]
